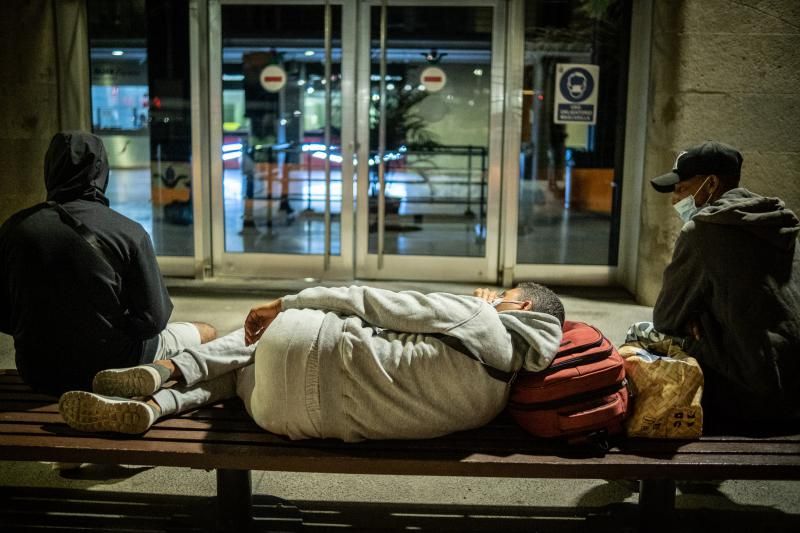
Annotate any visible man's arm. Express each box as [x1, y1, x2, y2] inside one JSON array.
[[245, 285, 562, 374], [653, 226, 706, 337], [244, 286, 487, 345], [122, 233, 173, 338], [281, 285, 485, 333]]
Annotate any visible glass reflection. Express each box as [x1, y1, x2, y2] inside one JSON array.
[[516, 0, 629, 265], [221, 4, 342, 255], [88, 0, 194, 257], [368, 5, 493, 258]]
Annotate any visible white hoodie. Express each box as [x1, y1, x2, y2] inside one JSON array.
[[248, 286, 563, 442]]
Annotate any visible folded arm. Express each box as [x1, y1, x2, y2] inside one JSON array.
[[244, 285, 486, 345]]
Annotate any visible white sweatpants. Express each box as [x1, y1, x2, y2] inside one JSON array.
[[151, 328, 256, 415]]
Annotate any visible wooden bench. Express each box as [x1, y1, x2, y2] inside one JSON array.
[[2, 369, 799, 531]]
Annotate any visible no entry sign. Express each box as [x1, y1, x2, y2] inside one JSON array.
[[260, 65, 287, 93], [420, 66, 446, 92]]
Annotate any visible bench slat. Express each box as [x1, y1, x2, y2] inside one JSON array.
[[4, 407, 800, 445], [2, 415, 800, 457], [2, 432, 799, 480], [6, 412, 800, 455], [2, 369, 800, 483]]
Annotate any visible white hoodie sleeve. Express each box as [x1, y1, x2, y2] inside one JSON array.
[[281, 285, 484, 334], [282, 285, 562, 373]]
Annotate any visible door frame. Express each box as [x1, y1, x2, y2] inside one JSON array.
[[207, 0, 357, 280], [189, 0, 648, 286], [353, 0, 506, 283], [499, 0, 650, 288]]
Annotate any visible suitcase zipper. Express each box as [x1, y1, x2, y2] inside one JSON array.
[[557, 325, 605, 357], [508, 379, 627, 411], [545, 348, 613, 372]]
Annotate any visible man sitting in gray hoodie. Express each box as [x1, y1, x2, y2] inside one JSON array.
[[649, 140, 800, 429], [58, 283, 564, 441]]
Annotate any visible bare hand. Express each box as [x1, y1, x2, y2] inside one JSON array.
[[244, 299, 282, 345], [473, 287, 498, 303]]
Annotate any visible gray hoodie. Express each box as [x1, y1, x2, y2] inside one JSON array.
[[654, 188, 800, 423], [250, 286, 563, 442]]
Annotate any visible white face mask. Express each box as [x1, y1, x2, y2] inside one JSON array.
[[673, 175, 711, 223], [492, 296, 527, 309]]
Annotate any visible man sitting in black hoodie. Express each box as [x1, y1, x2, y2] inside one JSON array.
[[0, 131, 216, 396], [649, 140, 800, 430]]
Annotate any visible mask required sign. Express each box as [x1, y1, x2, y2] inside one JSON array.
[[554, 64, 599, 125]]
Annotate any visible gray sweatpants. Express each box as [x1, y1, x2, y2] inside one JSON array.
[[151, 328, 256, 416]]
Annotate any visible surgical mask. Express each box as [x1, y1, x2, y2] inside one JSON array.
[[492, 297, 527, 309], [673, 176, 712, 223]]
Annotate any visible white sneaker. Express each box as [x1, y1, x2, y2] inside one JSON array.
[[59, 391, 157, 434], [92, 364, 165, 397]]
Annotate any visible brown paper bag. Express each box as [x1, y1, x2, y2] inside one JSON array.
[[620, 342, 704, 439]]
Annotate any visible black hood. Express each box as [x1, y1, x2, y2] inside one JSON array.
[[694, 188, 800, 251], [44, 131, 110, 206]]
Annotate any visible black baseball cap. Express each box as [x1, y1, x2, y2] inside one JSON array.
[[651, 141, 743, 193]]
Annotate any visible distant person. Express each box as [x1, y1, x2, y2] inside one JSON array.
[[0, 131, 215, 396], [649, 140, 800, 428], [58, 283, 564, 441]]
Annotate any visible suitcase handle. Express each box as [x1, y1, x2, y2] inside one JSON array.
[[557, 393, 625, 432]]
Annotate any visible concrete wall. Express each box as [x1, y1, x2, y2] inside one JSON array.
[[635, 0, 800, 305], [0, 0, 90, 225], [0, 1, 58, 224]]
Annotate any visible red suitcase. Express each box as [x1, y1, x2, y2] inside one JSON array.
[[507, 321, 629, 446]]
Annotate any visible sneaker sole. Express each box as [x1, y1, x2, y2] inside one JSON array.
[[93, 366, 160, 397], [59, 391, 155, 434]]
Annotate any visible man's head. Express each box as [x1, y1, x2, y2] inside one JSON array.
[[44, 131, 110, 204], [650, 140, 742, 206], [495, 282, 565, 325]]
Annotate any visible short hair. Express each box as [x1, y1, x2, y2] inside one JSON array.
[[515, 282, 565, 325]]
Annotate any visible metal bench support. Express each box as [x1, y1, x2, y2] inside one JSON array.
[[217, 469, 252, 531], [638, 479, 675, 531]]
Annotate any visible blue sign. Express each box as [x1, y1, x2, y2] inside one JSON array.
[[559, 67, 595, 102], [554, 64, 599, 125]]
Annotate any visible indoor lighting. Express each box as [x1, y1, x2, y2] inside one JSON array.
[[222, 143, 243, 152]]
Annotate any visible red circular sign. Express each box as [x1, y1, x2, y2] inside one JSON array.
[[260, 65, 286, 92]]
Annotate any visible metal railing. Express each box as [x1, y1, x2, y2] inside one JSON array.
[[236, 142, 488, 231]]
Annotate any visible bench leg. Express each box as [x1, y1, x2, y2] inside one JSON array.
[[638, 479, 675, 532], [217, 469, 252, 532]]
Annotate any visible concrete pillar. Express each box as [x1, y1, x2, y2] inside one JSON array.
[[635, 0, 800, 305], [0, 1, 58, 224], [0, 0, 90, 225], [54, 0, 92, 133]]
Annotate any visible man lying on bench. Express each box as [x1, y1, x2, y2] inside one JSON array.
[[59, 284, 564, 441]]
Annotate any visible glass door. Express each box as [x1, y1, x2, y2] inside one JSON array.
[[354, 0, 505, 282], [501, 0, 633, 286], [209, 0, 355, 279]]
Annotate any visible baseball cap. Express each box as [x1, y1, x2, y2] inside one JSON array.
[[651, 141, 743, 193]]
